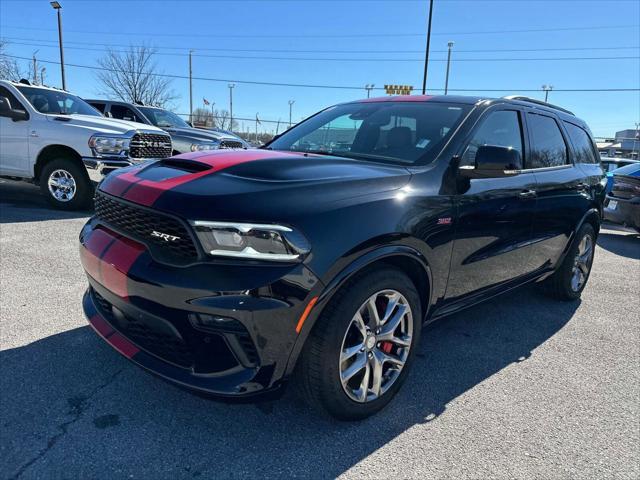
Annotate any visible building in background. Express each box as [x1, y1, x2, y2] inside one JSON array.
[[597, 128, 640, 159]]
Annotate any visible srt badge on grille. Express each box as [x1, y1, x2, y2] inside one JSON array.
[[151, 230, 181, 242]]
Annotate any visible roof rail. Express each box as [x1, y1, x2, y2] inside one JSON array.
[[502, 95, 574, 116]]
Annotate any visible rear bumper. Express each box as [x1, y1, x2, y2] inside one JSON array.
[[603, 195, 640, 229], [79, 220, 322, 397]]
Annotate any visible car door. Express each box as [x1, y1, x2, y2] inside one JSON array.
[[446, 107, 540, 300], [0, 86, 30, 177], [526, 112, 599, 269]]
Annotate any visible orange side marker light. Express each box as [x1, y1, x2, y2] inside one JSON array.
[[295, 296, 319, 334]]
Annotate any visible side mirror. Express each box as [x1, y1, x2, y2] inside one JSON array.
[[460, 145, 521, 179], [0, 96, 29, 122]]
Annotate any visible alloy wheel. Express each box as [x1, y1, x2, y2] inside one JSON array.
[[47, 169, 77, 202], [571, 234, 593, 292], [339, 289, 413, 403]]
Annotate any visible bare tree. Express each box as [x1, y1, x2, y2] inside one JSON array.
[[0, 40, 23, 81], [213, 109, 238, 131], [96, 45, 177, 107]]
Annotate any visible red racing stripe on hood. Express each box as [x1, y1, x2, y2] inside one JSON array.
[[121, 149, 290, 206]]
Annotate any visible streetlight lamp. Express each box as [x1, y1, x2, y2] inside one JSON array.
[[365, 84, 375, 98], [228, 83, 235, 131], [444, 41, 454, 95], [49, 1, 66, 90], [542, 84, 553, 102], [288, 100, 295, 127]]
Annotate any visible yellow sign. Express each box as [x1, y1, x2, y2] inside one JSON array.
[[384, 84, 414, 95]]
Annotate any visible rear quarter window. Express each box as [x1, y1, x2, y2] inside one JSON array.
[[563, 122, 598, 164]]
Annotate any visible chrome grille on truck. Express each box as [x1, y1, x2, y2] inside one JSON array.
[[94, 191, 199, 263], [129, 132, 172, 159]]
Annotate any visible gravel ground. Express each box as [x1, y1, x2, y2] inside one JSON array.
[[1, 179, 639, 479]]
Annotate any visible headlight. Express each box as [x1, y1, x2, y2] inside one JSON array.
[[191, 221, 311, 261], [88, 135, 130, 155], [190, 142, 220, 152]]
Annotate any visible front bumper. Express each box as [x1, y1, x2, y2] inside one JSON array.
[[603, 195, 640, 229], [82, 157, 162, 181], [79, 220, 322, 397]]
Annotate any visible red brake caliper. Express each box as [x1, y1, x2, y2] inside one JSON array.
[[380, 341, 393, 353]]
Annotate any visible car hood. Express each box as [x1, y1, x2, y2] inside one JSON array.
[[45, 114, 165, 135], [98, 149, 411, 221], [163, 126, 245, 144]]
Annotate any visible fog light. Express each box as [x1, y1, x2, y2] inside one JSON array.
[[189, 313, 238, 332]]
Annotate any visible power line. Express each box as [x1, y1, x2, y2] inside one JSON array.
[[4, 35, 638, 54], [6, 54, 640, 93], [4, 42, 639, 62], [1, 23, 638, 39]]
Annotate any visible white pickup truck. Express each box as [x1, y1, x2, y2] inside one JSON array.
[[0, 80, 172, 210]]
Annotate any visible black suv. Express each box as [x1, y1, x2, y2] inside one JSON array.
[[80, 95, 604, 420], [84, 99, 249, 153]]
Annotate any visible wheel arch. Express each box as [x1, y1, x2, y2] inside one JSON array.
[[284, 245, 433, 377], [34, 145, 85, 182]]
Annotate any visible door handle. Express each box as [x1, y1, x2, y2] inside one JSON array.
[[518, 189, 537, 200]]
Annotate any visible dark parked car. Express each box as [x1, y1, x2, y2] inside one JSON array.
[[79, 95, 604, 420], [84, 100, 249, 153], [603, 163, 640, 231]]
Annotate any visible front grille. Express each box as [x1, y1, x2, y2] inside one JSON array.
[[219, 140, 245, 149], [130, 132, 172, 159], [94, 192, 199, 262]]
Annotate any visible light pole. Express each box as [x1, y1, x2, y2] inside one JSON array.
[[188, 50, 194, 123], [542, 84, 553, 102], [50, 2, 66, 90], [32, 51, 38, 84], [288, 100, 295, 127], [228, 83, 235, 131], [365, 84, 375, 98], [444, 41, 454, 95], [421, 0, 434, 94]]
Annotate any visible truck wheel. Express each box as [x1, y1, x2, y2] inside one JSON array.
[[40, 158, 93, 210], [296, 267, 421, 420], [543, 223, 596, 301]]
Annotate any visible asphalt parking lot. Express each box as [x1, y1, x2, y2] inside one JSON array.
[[1, 179, 639, 480]]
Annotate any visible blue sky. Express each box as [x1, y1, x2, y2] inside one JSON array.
[[0, 0, 638, 137]]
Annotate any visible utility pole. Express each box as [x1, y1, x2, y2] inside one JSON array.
[[288, 100, 295, 127], [275, 118, 281, 135], [32, 52, 38, 84], [40, 67, 46, 85], [542, 84, 553, 102], [365, 84, 375, 98], [421, 0, 434, 95], [444, 41, 454, 95], [49, 2, 66, 89], [228, 83, 235, 132], [255, 113, 259, 143], [189, 50, 194, 123]]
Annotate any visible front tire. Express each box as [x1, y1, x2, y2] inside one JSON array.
[[296, 267, 422, 420], [40, 158, 93, 210], [544, 223, 596, 301]]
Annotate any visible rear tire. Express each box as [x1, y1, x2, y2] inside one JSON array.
[[40, 158, 93, 210], [296, 267, 422, 420], [543, 223, 596, 301]]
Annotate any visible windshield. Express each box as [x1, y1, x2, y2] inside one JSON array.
[[267, 101, 471, 165], [16, 86, 100, 116], [138, 107, 190, 128]]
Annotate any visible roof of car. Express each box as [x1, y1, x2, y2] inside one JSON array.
[[3, 80, 67, 93], [347, 94, 583, 124]]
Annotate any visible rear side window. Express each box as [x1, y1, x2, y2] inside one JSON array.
[[526, 113, 568, 169], [461, 110, 523, 167], [563, 122, 598, 164]]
